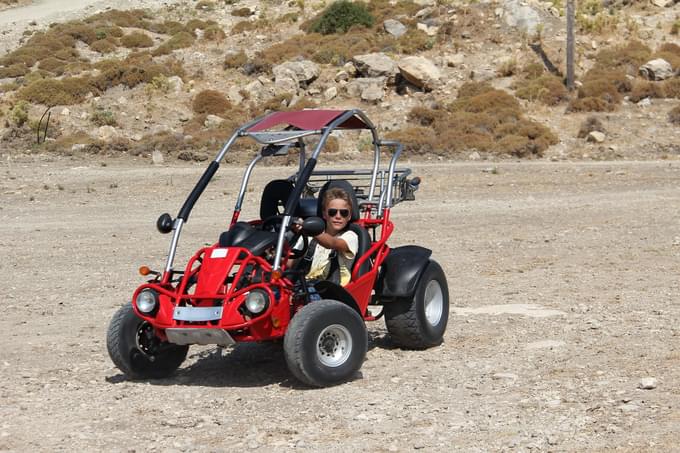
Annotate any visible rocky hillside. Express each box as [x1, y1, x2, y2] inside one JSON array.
[[0, 0, 678, 163]]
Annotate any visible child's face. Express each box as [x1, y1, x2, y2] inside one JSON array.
[[323, 198, 351, 234]]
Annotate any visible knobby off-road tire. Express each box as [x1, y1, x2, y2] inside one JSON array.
[[384, 260, 449, 349], [107, 304, 188, 380], [284, 299, 367, 387]]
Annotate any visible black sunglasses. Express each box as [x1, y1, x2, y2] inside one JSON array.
[[327, 208, 350, 218]]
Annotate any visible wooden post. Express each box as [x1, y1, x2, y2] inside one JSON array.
[[566, 0, 575, 90]]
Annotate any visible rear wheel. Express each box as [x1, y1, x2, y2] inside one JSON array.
[[284, 300, 367, 387], [107, 304, 188, 379], [384, 260, 449, 349]]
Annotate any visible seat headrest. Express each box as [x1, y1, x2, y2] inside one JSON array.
[[260, 180, 294, 219], [317, 180, 360, 222]]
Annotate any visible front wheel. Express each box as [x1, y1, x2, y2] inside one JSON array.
[[284, 300, 367, 387], [384, 260, 449, 349], [106, 304, 188, 379]]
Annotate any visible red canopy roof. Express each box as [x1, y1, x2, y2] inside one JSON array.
[[247, 110, 368, 132]]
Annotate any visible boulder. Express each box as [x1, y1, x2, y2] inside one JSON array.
[[245, 79, 267, 99], [651, 0, 674, 6], [503, 0, 541, 35], [417, 22, 439, 36], [383, 19, 407, 38], [335, 70, 350, 82], [324, 86, 338, 101], [352, 53, 398, 82], [97, 126, 119, 142], [274, 77, 298, 96], [167, 76, 184, 93], [414, 0, 436, 6], [273, 60, 320, 85], [346, 77, 386, 99], [587, 131, 606, 143], [204, 114, 225, 129], [398, 56, 441, 91], [361, 84, 384, 103], [639, 59, 674, 81]]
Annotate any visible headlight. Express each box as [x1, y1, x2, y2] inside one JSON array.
[[245, 290, 269, 315], [135, 289, 158, 314]]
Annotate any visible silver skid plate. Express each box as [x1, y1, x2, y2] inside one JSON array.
[[166, 328, 235, 347]]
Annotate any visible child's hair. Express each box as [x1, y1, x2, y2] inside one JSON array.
[[323, 187, 352, 213]]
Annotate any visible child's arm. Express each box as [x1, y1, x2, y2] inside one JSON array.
[[314, 231, 351, 254]]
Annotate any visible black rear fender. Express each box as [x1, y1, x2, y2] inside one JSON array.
[[376, 245, 432, 300]]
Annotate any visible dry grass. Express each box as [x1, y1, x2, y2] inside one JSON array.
[[192, 90, 231, 115], [90, 38, 118, 54], [232, 7, 254, 17], [654, 43, 680, 71], [389, 82, 557, 158], [203, 25, 226, 41]]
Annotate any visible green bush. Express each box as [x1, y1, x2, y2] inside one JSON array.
[[309, 1, 374, 35], [9, 100, 29, 127], [90, 107, 117, 126]]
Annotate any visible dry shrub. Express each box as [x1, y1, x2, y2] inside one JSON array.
[[672, 20, 680, 35], [37, 57, 67, 75], [594, 40, 652, 74], [457, 81, 495, 99], [231, 18, 271, 34], [669, 105, 680, 125], [395, 29, 433, 54], [224, 51, 248, 69], [497, 58, 518, 77], [577, 116, 605, 138], [390, 83, 557, 158], [120, 32, 154, 49], [663, 78, 680, 98], [653, 43, 680, 71], [629, 80, 666, 103], [232, 7, 254, 17], [84, 9, 151, 29], [203, 25, 226, 41], [186, 19, 216, 31], [91, 53, 185, 90], [153, 31, 196, 56], [94, 25, 124, 39], [55, 22, 98, 45], [258, 32, 373, 65], [567, 68, 632, 112], [192, 90, 231, 115], [18, 77, 95, 105], [0, 63, 29, 78], [90, 38, 118, 54], [515, 75, 569, 105], [521, 62, 545, 79]]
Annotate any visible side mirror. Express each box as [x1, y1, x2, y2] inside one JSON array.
[[156, 213, 174, 234], [301, 216, 325, 236]]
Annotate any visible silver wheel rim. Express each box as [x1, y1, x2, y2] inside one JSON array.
[[316, 324, 352, 367], [424, 280, 444, 326]]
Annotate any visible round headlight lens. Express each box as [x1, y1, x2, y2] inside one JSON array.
[[136, 290, 158, 314], [245, 290, 269, 315]]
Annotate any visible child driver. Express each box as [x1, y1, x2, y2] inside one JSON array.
[[305, 187, 358, 286]]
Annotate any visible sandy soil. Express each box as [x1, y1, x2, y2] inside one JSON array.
[[1, 156, 679, 451]]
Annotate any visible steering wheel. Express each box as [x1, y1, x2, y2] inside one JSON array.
[[261, 215, 309, 259]]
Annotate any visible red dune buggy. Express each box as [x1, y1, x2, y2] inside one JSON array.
[[107, 109, 449, 387]]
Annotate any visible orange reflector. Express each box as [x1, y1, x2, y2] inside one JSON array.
[[271, 269, 282, 280], [271, 317, 280, 328], [139, 266, 151, 276]]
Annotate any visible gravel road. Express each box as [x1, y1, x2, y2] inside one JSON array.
[[1, 158, 679, 451]]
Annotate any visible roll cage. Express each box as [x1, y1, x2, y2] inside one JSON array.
[[161, 109, 413, 282]]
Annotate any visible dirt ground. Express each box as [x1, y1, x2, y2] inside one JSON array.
[[1, 156, 680, 451]]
